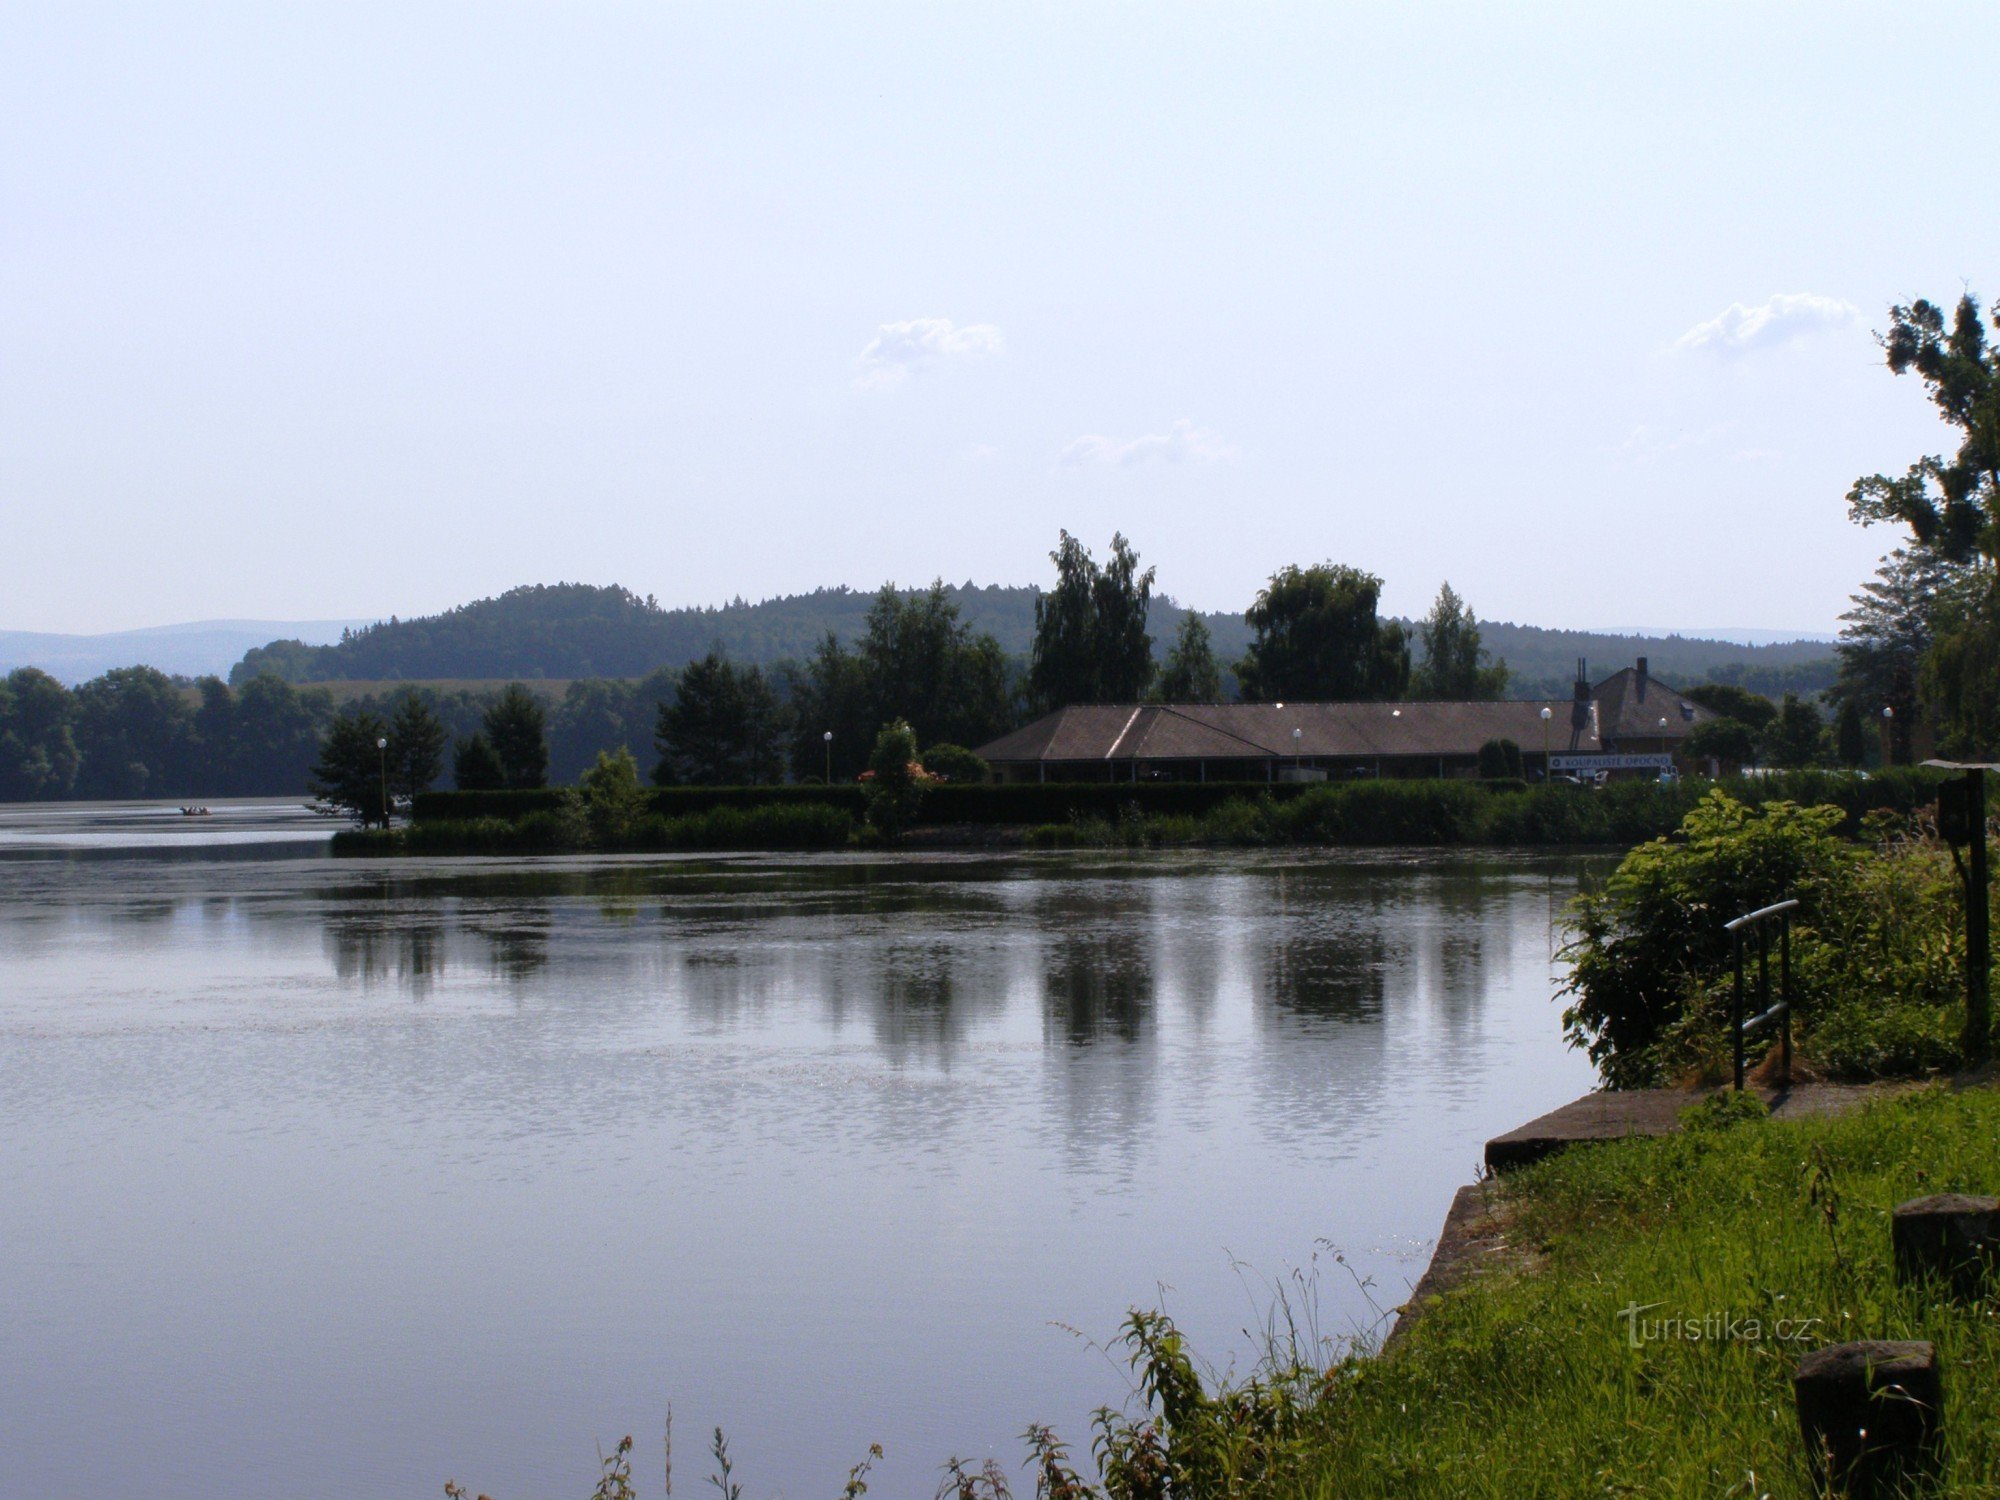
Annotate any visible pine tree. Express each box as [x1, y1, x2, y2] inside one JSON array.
[[309, 708, 391, 824], [483, 684, 549, 789], [387, 692, 449, 803]]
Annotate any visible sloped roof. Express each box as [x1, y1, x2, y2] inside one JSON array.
[[975, 699, 1603, 763], [1590, 667, 1716, 741]]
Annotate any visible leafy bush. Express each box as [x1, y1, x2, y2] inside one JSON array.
[[1561, 789, 1977, 1087], [1476, 737, 1523, 779], [919, 743, 990, 784], [578, 748, 647, 845]]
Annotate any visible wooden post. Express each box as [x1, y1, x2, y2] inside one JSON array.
[[1969, 767, 1990, 1061]]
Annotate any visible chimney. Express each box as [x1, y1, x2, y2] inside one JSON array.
[[1637, 656, 1648, 681]]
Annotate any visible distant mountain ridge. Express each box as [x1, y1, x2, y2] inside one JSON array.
[[221, 582, 1839, 700], [0, 619, 370, 685]]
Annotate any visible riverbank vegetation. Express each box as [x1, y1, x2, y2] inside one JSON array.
[[988, 1083, 1999, 1498], [1563, 786, 1993, 1087], [334, 766, 1946, 858]]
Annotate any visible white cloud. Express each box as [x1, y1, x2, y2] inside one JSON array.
[[964, 442, 1000, 462], [1060, 419, 1235, 467], [1673, 292, 1859, 355], [855, 317, 1003, 387]]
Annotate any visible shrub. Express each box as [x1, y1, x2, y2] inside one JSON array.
[[1561, 789, 1978, 1087], [578, 748, 647, 845], [919, 743, 990, 784], [864, 720, 933, 839], [1561, 791, 1855, 1087], [1476, 737, 1523, 779]]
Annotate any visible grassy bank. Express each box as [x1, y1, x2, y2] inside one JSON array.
[[345, 769, 1943, 856], [1009, 1084, 1998, 1498]]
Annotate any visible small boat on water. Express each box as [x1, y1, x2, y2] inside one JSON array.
[[178, 806, 212, 817]]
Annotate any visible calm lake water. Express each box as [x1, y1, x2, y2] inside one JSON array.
[[0, 801, 1606, 1498]]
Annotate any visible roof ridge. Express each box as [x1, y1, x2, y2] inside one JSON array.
[[1157, 703, 1289, 756]]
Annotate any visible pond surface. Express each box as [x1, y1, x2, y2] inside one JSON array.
[[0, 803, 1606, 1498]]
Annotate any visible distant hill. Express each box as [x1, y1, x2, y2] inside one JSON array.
[[1, 618, 370, 685], [223, 581, 1839, 701], [1475, 622, 1837, 699], [230, 582, 1251, 685]]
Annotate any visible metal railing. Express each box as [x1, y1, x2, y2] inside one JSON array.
[[1724, 898, 1797, 1090]]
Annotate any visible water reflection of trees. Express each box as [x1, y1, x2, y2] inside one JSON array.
[[1043, 929, 1154, 1044]]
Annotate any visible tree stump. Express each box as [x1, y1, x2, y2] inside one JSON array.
[[1892, 1193, 1999, 1297], [1793, 1340, 1941, 1497]]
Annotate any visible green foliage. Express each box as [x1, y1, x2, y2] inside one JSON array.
[[1411, 582, 1508, 699], [1683, 681, 1778, 731], [1831, 545, 1954, 762], [309, 708, 391, 825], [1238, 563, 1410, 702], [919, 743, 989, 784], [860, 582, 1016, 748], [1834, 697, 1866, 766], [385, 691, 448, 803], [578, 748, 647, 844], [452, 732, 506, 791], [1038, 1087, 2000, 1498], [1475, 738, 1522, 779], [1923, 587, 2000, 758], [1029, 531, 1157, 710], [0, 667, 82, 799], [1684, 716, 1755, 766], [1759, 690, 1827, 768], [71, 665, 194, 798], [1561, 788, 1981, 1087], [1561, 791, 1855, 1086], [1152, 612, 1223, 702], [1845, 293, 2000, 757], [371, 800, 853, 855], [655, 650, 784, 786], [483, 683, 549, 789], [864, 719, 931, 838]]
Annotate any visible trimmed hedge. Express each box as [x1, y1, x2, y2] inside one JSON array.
[[413, 785, 869, 822], [401, 767, 1947, 849]]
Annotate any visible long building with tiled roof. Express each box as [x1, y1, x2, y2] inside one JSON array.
[[973, 658, 1718, 782]]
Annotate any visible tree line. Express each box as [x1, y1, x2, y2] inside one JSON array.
[[5, 538, 1526, 805]]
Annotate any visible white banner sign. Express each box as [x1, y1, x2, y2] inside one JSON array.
[[1548, 753, 1675, 771]]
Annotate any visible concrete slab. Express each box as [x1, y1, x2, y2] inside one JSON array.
[[1483, 1082, 1903, 1173]]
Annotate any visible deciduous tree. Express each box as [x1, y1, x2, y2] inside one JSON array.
[[1411, 582, 1508, 699], [1154, 613, 1223, 702], [0, 668, 80, 800], [1238, 564, 1409, 702], [1028, 532, 1156, 709]]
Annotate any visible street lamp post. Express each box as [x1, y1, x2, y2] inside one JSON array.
[[1539, 705, 1552, 779], [1882, 705, 1895, 767], [375, 736, 390, 829], [823, 729, 833, 785], [1292, 725, 1301, 777]]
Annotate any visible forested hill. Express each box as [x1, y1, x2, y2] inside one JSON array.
[[231, 583, 1252, 685], [229, 581, 1836, 697], [1477, 622, 1835, 697]]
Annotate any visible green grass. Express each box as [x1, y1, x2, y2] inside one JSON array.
[[1055, 1084, 1999, 1498]]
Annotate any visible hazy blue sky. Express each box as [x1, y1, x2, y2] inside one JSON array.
[[4, 4, 1994, 634]]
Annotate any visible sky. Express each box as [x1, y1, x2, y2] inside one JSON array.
[[3, 3, 1995, 636]]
